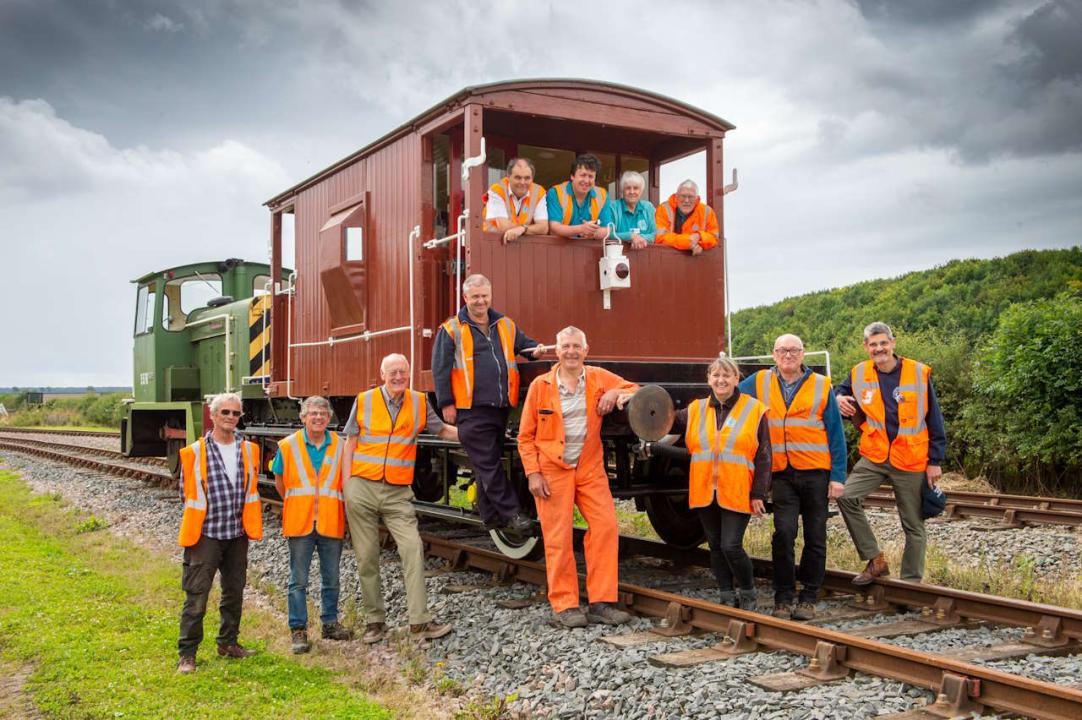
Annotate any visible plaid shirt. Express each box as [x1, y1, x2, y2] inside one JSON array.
[[201, 432, 246, 540]]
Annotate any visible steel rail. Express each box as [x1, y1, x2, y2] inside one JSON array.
[[612, 535, 1082, 643], [420, 531, 1082, 720], [0, 440, 173, 486], [864, 490, 1082, 528], [0, 427, 119, 438], [0, 435, 167, 467]]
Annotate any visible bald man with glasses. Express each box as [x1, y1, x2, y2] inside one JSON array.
[[739, 335, 847, 621]]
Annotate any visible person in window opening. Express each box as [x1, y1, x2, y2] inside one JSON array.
[[272, 396, 353, 654], [175, 392, 262, 674], [655, 179, 719, 255], [670, 356, 772, 609], [546, 153, 609, 240], [598, 170, 656, 250], [341, 354, 459, 644], [483, 157, 549, 244], [834, 322, 946, 585], [432, 274, 546, 537]]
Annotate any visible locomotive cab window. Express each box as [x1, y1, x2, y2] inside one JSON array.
[[253, 273, 271, 297], [162, 274, 222, 331], [134, 282, 155, 336]]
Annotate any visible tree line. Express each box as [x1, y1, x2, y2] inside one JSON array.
[[730, 247, 1082, 492]]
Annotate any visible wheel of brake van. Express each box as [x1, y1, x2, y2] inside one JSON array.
[[643, 493, 706, 549]]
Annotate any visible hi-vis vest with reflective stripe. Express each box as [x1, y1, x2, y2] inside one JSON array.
[[851, 358, 931, 472], [754, 370, 831, 472], [278, 430, 345, 538], [351, 389, 426, 485], [440, 316, 520, 409], [554, 183, 607, 224], [178, 437, 263, 547], [482, 180, 546, 231], [685, 394, 767, 513], [658, 200, 715, 234]]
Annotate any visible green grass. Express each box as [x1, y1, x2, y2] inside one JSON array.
[[0, 469, 391, 720]]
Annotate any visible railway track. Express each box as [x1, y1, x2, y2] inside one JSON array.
[[417, 522, 1082, 720], [0, 426, 119, 438], [865, 487, 1082, 529], [4, 435, 1082, 718]]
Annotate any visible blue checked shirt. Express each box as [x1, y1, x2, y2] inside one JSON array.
[[201, 432, 246, 540]]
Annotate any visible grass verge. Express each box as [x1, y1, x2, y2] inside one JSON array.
[[0, 468, 392, 720]]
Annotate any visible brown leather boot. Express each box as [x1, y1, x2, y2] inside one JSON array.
[[852, 553, 889, 586]]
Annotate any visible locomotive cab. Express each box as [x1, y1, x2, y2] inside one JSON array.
[[123, 259, 286, 476]]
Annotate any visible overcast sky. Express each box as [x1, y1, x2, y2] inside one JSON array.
[[2, 0, 1080, 387]]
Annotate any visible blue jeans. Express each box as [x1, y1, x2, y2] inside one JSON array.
[[287, 532, 343, 629]]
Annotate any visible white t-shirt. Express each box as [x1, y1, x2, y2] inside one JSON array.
[[214, 439, 240, 487], [485, 185, 548, 222]]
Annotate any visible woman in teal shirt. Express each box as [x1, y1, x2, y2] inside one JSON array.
[[599, 171, 656, 249]]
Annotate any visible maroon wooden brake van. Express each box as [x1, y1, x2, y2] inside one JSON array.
[[260, 80, 736, 552]]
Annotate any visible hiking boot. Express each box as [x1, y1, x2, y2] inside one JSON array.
[[362, 622, 387, 644], [791, 602, 817, 621], [503, 513, 537, 537], [853, 553, 890, 586], [553, 607, 588, 628], [176, 655, 196, 674], [771, 604, 791, 620], [586, 603, 631, 626], [718, 590, 738, 608], [217, 643, 257, 659], [410, 620, 453, 640], [737, 588, 759, 611], [290, 628, 310, 654], [321, 621, 353, 641]]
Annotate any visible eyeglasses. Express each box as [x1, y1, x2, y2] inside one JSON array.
[[773, 348, 804, 356], [676, 193, 697, 201], [218, 409, 243, 417]]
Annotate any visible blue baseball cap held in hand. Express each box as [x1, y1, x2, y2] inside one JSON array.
[[921, 482, 947, 519]]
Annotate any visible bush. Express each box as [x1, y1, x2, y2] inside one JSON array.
[[963, 293, 1082, 491]]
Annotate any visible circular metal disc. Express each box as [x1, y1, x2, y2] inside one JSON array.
[[627, 384, 675, 442]]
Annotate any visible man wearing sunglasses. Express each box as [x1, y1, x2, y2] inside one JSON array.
[[740, 335, 847, 621], [176, 393, 263, 674]]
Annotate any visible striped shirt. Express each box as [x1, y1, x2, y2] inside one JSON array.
[[202, 432, 246, 540], [557, 369, 588, 466]]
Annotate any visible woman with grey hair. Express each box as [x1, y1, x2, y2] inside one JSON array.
[[669, 355, 772, 609], [598, 170, 656, 250]]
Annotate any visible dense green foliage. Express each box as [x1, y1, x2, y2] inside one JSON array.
[[0, 391, 125, 429], [0, 469, 390, 720], [730, 247, 1082, 490]]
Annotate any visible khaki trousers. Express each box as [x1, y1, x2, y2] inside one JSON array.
[[837, 457, 927, 580], [344, 477, 432, 626]]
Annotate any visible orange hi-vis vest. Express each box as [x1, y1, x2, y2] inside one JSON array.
[[178, 436, 263, 547], [350, 388, 426, 485], [754, 369, 832, 472], [851, 357, 932, 472], [440, 315, 520, 409], [553, 183, 607, 224], [482, 179, 546, 231], [685, 393, 767, 513], [656, 196, 719, 250], [278, 430, 346, 538]]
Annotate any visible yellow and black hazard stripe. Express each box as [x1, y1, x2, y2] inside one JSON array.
[[248, 295, 271, 380]]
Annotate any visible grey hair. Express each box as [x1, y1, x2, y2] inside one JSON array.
[[677, 179, 699, 195], [462, 273, 492, 295], [299, 395, 332, 418], [708, 353, 741, 379], [506, 157, 536, 176], [380, 353, 409, 373], [209, 392, 242, 414], [863, 322, 894, 341], [620, 170, 646, 192], [556, 325, 588, 347]]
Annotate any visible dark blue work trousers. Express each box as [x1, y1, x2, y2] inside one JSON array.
[[771, 467, 830, 604]]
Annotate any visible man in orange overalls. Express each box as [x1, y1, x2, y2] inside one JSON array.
[[517, 326, 639, 628]]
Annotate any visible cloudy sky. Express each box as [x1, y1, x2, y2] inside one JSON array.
[[2, 0, 1080, 387]]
